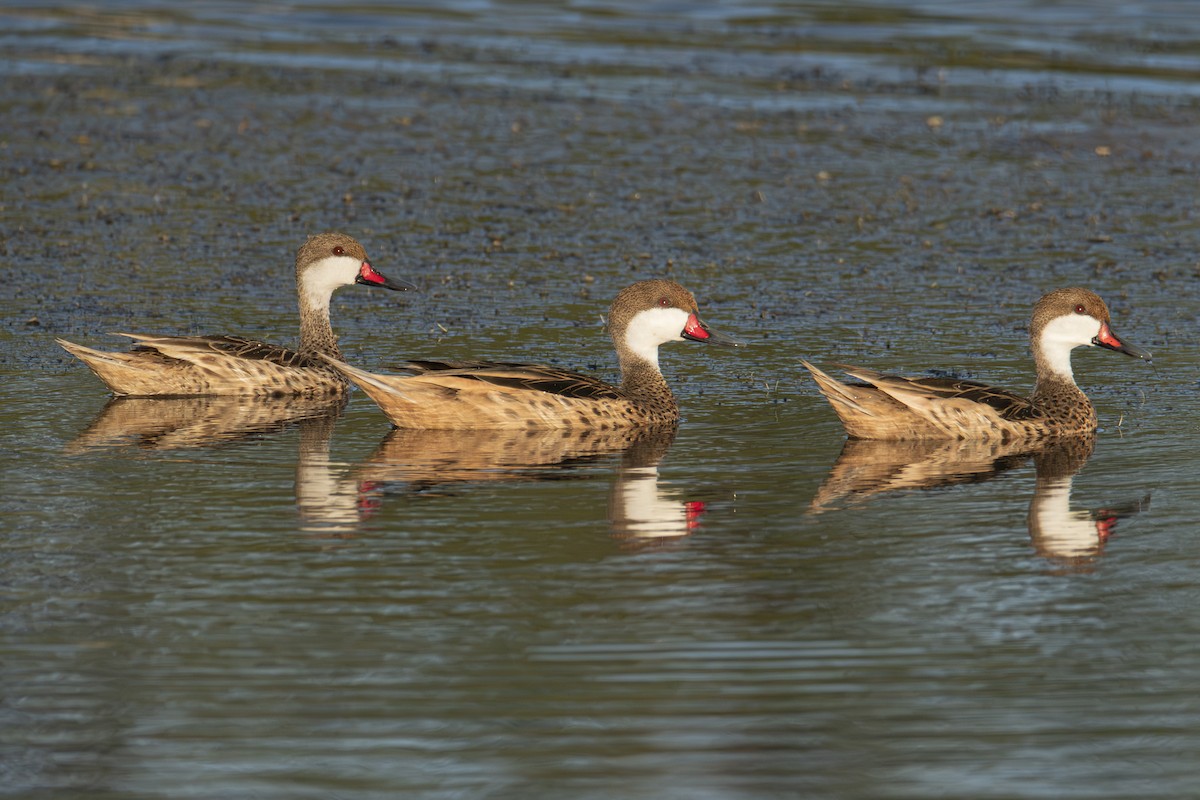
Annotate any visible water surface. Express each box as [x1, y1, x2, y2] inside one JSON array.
[[3, 2, 1200, 798]]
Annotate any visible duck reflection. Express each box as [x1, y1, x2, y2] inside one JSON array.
[[808, 437, 1035, 514], [1026, 440, 1150, 567], [316, 425, 695, 541], [354, 425, 673, 488], [294, 410, 361, 535], [607, 427, 704, 545], [67, 397, 699, 540], [810, 434, 1149, 567], [66, 394, 346, 452], [67, 395, 360, 535]]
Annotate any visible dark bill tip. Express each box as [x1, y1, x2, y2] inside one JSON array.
[[1092, 333, 1151, 361]]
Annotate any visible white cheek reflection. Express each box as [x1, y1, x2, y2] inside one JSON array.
[[609, 465, 703, 542], [1028, 475, 1104, 560], [295, 419, 364, 536]]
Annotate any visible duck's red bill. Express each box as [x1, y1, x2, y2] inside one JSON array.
[[683, 313, 710, 340], [682, 313, 744, 347], [356, 262, 416, 292]]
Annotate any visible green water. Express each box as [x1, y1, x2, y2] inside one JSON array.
[[3, 2, 1200, 798]]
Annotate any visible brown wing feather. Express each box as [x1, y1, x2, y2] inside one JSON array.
[[400, 358, 513, 372], [399, 360, 623, 401], [895, 377, 1042, 421], [840, 366, 1042, 422], [128, 334, 318, 369]]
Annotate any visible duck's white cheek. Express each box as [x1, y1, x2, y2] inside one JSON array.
[[1039, 313, 1102, 378], [623, 307, 690, 364], [301, 256, 363, 310], [1041, 314, 1102, 348]]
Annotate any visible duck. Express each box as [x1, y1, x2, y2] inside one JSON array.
[[803, 287, 1150, 441], [321, 279, 742, 429], [57, 232, 414, 397]]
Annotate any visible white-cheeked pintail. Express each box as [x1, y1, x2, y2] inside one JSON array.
[[804, 287, 1150, 441], [58, 232, 414, 397], [323, 279, 742, 429]]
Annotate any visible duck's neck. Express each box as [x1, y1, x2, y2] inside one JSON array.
[[298, 297, 341, 357], [618, 351, 676, 415], [1031, 375, 1093, 415], [1030, 341, 1094, 424]]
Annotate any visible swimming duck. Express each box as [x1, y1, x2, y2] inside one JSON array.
[[58, 232, 413, 397], [323, 279, 741, 429], [804, 287, 1150, 441]]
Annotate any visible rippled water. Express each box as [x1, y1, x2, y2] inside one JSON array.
[[4, 2, 1200, 798]]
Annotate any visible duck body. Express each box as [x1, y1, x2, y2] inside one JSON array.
[[59, 333, 343, 398], [331, 357, 677, 429], [325, 279, 741, 430], [805, 287, 1150, 442], [58, 232, 413, 397]]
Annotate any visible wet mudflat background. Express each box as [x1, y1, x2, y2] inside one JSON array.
[[4, 1, 1200, 798]]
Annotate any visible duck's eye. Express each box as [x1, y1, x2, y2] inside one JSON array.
[[1074, 304, 1085, 314], [333, 246, 345, 256], [658, 297, 670, 307]]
